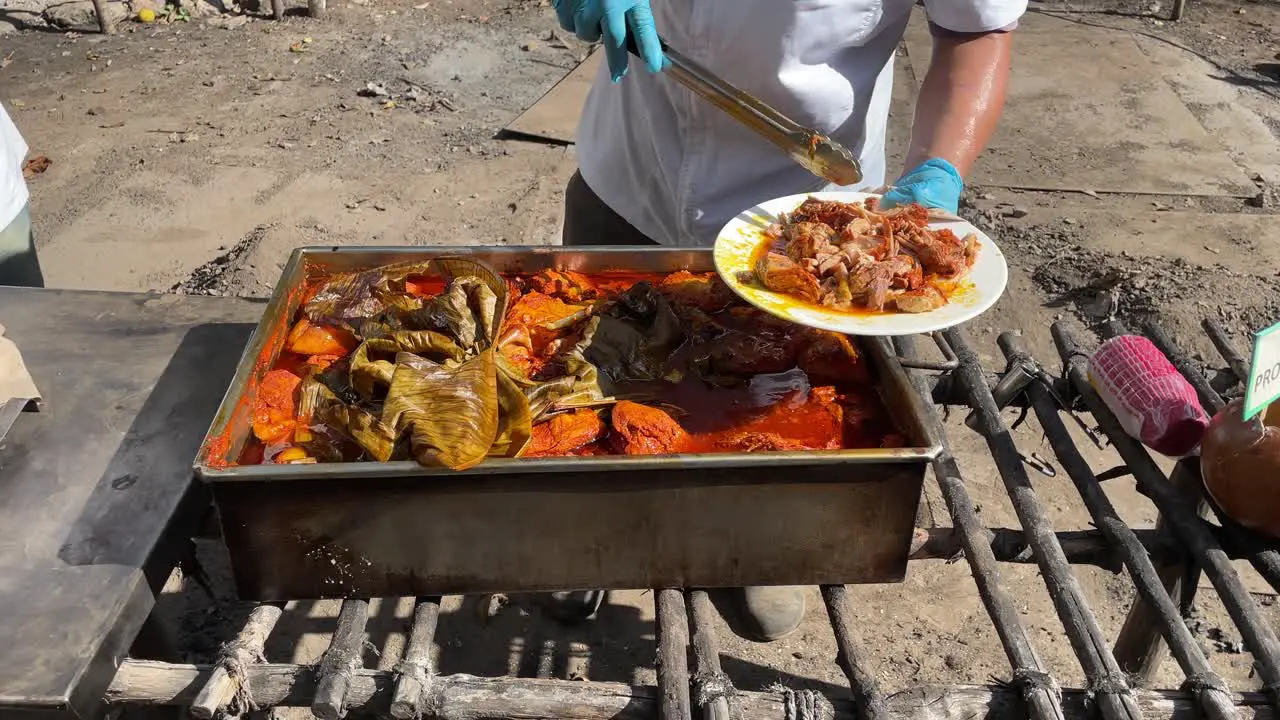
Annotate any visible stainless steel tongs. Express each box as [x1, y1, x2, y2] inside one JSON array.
[[624, 35, 863, 186]]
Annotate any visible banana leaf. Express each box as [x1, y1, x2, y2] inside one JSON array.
[[382, 349, 499, 470], [304, 257, 508, 343], [297, 378, 396, 462], [349, 330, 468, 401], [348, 341, 398, 401], [384, 257, 509, 349], [497, 349, 607, 423], [313, 356, 361, 405], [435, 256, 509, 341], [302, 257, 526, 469], [579, 282, 685, 383], [408, 277, 502, 352], [388, 330, 466, 360], [490, 365, 533, 458], [303, 259, 436, 325], [328, 405, 397, 462]]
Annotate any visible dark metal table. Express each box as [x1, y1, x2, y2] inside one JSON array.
[[0, 288, 264, 719]]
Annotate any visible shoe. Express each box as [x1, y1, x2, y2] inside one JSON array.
[[537, 590, 607, 624], [712, 586, 806, 642]]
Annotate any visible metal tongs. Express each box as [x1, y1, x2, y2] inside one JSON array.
[[625, 35, 863, 187]]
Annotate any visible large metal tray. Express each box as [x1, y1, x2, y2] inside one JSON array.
[[195, 246, 944, 601]]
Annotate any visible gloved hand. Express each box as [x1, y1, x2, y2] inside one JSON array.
[[880, 158, 964, 215], [553, 0, 666, 83]]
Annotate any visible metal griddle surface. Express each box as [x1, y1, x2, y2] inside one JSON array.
[[0, 288, 265, 718]]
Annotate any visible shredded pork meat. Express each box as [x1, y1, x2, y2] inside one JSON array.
[[754, 197, 980, 314]]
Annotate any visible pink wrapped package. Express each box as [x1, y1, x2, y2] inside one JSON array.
[[1087, 335, 1209, 458]]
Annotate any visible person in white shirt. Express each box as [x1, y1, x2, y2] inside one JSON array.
[[543, 0, 1025, 641], [0, 103, 44, 288]]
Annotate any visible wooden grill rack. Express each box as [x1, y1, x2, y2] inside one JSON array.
[[105, 318, 1280, 720]]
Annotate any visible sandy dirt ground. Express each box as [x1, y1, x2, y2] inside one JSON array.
[[5, 0, 1280, 712]]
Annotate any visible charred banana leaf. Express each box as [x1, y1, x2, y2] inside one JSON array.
[[579, 282, 685, 383]]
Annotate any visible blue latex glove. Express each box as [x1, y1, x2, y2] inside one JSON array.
[[552, 0, 666, 82], [880, 158, 964, 215]]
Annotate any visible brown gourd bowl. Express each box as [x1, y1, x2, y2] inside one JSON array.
[[1201, 398, 1280, 539]]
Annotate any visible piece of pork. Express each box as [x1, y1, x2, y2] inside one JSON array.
[[525, 408, 606, 456], [895, 286, 947, 313], [754, 252, 821, 304], [783, 221, 838, 263], [610, 401, 690, 455], [898, 227, 977, 277]]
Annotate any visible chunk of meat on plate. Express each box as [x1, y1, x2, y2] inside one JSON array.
[[898, 227, 978, 277], [528, 269, 599, 303], [610, 401, 690, 455], [286, 318, 358, 357], [754, 252, 821, 304], [525, 408, 606, 457], [880, 202, 931, 230], [848, 254, 922, 311], [783, 221, 837, 263], [251, 369, 302, 444], [895, 286, 947, 314], [787, 197, 864, 229]]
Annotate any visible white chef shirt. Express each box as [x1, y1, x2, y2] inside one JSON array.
[[576, 0, 1026, 247], [0, 103, 29, 231]]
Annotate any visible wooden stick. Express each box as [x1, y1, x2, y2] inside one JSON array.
[[106, 660, 1280, 720], [908, 526, 1179, 568], [390, 597, 441, 720], [312, 598, 370, 720], [191, 603, 285, 719], [1003, 332, 1238, 720], [822, 585, 889, 720], [946, 327, 1143, 720], [686, 591, 730, 720], [894, 335, 1065, 720], [1112, 467, 1204, 685], [655, 588, 691, 720], [91, 0, 114, 33]]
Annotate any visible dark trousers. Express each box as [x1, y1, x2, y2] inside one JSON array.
[[562, 171, 658, 247], [0, 205, 45, 288]]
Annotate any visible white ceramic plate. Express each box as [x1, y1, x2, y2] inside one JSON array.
[[713, 191, 1009, 337]]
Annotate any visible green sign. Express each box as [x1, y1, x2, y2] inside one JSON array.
[[1244, 320, 1280, 420]]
